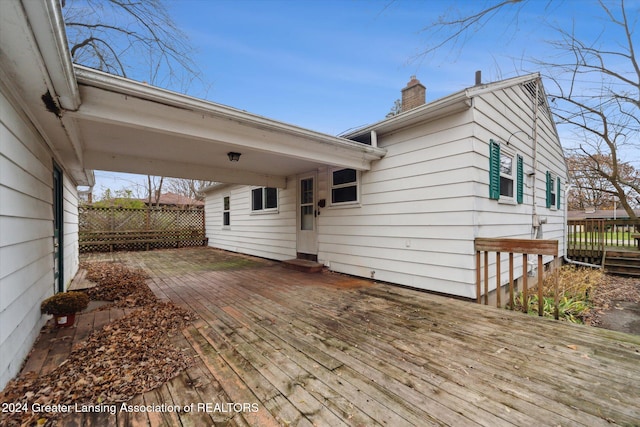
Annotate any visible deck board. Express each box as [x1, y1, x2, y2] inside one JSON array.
[[18, 248, 640, 426], [137, 248, 639, 426]]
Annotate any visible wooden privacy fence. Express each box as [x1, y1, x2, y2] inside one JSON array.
[[79, 206, 206, 253], [475, 238, 560, 319]]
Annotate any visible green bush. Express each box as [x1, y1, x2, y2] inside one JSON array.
[[513, 265, 601, 323], [515, 294, 591, 323]]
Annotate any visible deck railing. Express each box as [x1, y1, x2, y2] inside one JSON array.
[[475, 238, 560, 319], [567, 219, 640, 261]]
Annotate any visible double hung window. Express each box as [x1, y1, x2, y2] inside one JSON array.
[[489, 139, 523, 203], [331, 168, 358, 205], [546, 171, 561, 209], [252, 187, 278, 212], [223, 196, 230, 226]]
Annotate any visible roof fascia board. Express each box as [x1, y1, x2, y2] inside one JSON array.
[[201, 182, 230, 193], [68, 90, 378, 171], [73, 66, 387, 160], [344, 91, 471, 138], [22, 0, 80, 110], [464, 72, 541, 98], [0, 1, 90, 185], [345, 73, 543, 140]]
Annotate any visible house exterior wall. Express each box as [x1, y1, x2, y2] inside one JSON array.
[[63, 174, 80, 290], [204, 184, 297, 261], [470, 81, 567, 293], [317, 112, 479, 298], [204, 78, 567, 301], [0, 84, 79, 388]]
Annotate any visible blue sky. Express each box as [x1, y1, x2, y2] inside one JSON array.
[[93, 0, 638, 195]]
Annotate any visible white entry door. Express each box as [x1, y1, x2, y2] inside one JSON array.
[[297, 173, 318, 256]]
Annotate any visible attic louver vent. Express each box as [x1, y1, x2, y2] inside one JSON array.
[[523, 81, 547, 109]]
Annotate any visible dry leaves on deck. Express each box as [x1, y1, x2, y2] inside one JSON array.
[[83, 261, 157, 308], [0, 262, 196, 427]]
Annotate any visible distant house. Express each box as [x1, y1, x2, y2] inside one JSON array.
[[568, 209, 640, 221], [141, 192, 204, 209], [204, 74, 567, 298]]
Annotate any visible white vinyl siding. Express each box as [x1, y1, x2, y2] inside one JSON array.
[[63, 174, 79, 288], [319, 114, 480, 298], [205, 184, 296, 261], [0, 86, 79, 388], [471, 80, 567, 294], [203, 77, 567, 301]]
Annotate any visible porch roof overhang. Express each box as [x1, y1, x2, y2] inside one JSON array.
[[0, 0, 92, 186], [66, 67, 387, 188]]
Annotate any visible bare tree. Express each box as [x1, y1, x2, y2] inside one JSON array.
[[63, 0, 209, 197], [417, 0, 639, 218], [146, 175, 164, 208], [386, 99, 402, 118], [63, 0, 202, 93], [165, 178, 216, 202], [567, 154, 640, 210]]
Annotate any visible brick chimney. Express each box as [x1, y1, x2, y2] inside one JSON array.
[[401, 76, 426, 112]]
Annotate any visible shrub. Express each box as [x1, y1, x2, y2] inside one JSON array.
[[41, 292, 89, 315], [513, 265, 602, 323]]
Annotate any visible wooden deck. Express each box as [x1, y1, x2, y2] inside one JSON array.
[[25, 248, 640, 426]]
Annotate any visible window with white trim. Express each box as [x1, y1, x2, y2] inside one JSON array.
[[499, 150, 515, 199], [331, 168, 358, 204], [251, 187, 278, 212], [489, 139, 523, 204], [223, 195, 230, 226], [546, 171, 561, 209]]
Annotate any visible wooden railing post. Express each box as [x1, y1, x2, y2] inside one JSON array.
[[476, 251, 481, 304], [475, 238, 558, 318], [522, 254, 528, 313], [537, 254, 544, 316], [484, 251, 489, 305], [553, 255, 560, 320], [508, 253, 514, 310], [495, 252, 501, 309]]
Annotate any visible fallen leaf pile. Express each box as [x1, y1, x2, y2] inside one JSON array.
[[586, 274, 640, 327], [82, 261, 156, 308], [0, 262, 196, 426]]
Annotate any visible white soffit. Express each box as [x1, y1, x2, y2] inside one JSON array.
[[68, 67, 386, 187]]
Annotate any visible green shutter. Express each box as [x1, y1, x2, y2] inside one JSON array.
[[489, 140, 500, 200], [516, 155, 523, 204], [546, 171, 552, 208], [556, 177, 561, 209]]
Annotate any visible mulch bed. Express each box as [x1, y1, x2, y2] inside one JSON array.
[[0, 262, 196, 427]]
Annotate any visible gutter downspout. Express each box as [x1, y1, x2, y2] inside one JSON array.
[[563, 183, 602, 268], [531, 79, 540, 239]]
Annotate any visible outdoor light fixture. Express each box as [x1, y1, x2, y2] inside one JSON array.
[[227, 152, 241, 162]]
